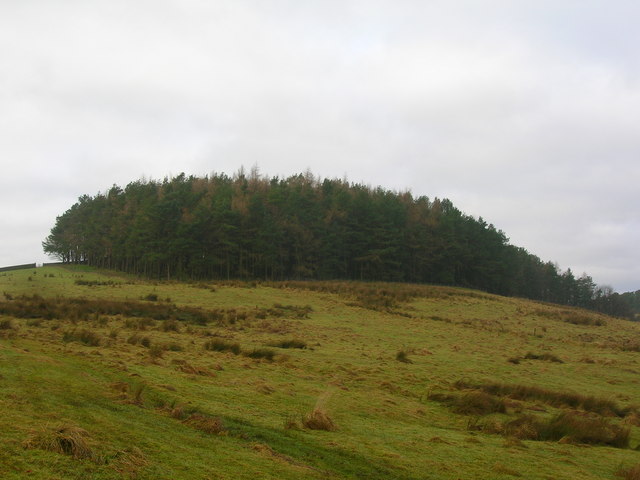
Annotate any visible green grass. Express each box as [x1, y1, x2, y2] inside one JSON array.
[[1, 265, 640, 479]]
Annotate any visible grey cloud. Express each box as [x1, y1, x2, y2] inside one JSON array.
[[1, 0, 638, 291]]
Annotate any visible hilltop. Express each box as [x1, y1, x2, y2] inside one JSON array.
[[41, 171, 632, 317], [1, 265, 640, 479]]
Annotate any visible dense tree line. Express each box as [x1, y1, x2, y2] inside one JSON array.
[[43, 170, 633, 317]]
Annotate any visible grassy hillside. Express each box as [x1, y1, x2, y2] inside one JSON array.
[[1, 266, 640, 479]]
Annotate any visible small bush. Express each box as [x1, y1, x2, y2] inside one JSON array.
[[244, 348, 277, 361], [523, 352, 563, 363], [126, 334, 151, 348], [149, 344, 165, 359], [269, 339, 307, 349], [396, 349, 413, 364], [0, 319, 14, 330], [161, 319, 180, 332], [143, 293, 158, 302], [204, 339, 241, 355]]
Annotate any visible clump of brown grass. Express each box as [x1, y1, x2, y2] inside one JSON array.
[[523, 352, 563, 363], [62, 328, 101, 346], [617, 464, 640, 480], [112, 446, 149, 477], [453, 380, 626, 417], [493, 462, 522, 477], [23, 424, 96, 461], [476, 412, 630, 448], [303, 408, 336, 431], [283, 415, 300, 430], [177, 363, 215, 377], [429, 391, 507, 416], [183, 414, 225, 434], [302, 392, 337, 431]]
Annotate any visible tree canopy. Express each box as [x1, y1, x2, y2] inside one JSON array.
[[43, 170, 632, 318]]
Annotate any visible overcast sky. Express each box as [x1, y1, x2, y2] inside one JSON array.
[[1, 1, 639, 292]]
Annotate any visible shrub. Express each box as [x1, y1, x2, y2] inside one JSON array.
[[204, 339, 241, 355], [244, 348, 277, 361], [143, 293, 158, 302], [269, 339, 307, 349], [149, 344, 165, 359], [396, 349, 413, 364], [161, 319, 180, 332], [523, 352, 563, 363], [0, 319, 14, 330]]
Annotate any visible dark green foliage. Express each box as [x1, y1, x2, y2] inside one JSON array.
[[41, 171, 628, 316], [74, 279, 119, 287], [204, 339, 241, 355], [523, 352, 563, 363], [395, 350, 412, 363], [0, 319, 14, 330], [269, 339, 307, 349], [244, 348, 277, 361]]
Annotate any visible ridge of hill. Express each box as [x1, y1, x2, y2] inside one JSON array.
[[2, 265, 640, 479], [41, 171, 633, 318]]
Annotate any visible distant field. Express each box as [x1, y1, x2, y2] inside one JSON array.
[[1, 265, 640, 479]]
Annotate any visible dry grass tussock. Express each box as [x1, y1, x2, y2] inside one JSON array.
[[532, 307, 607, 326], [302, 392, 337, 431], [428, 391, 507, 416], [183, 413, 226, 434], [23, 424, 96, 461], [617, 464, 640, 480], [475, 411, 630, 448], [453, 380, 629, 417]]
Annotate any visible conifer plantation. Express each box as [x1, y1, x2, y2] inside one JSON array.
[[43, 171, 630, 317]]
